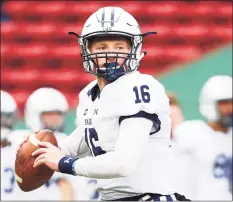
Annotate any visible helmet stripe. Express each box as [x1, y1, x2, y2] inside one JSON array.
[[111, 7, 115, 26], [101, 8, 105, 27]]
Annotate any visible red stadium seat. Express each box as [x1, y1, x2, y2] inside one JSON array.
[[208, 25, 232, 41], [41, 69, 95, 87], [1, 68, 40, 87], [146, 2, 179, 18], [2, 23, 56, 42], [3, 1, 29, 16], [142, 46, 165, 61], [3, 1, 41, 22], [1, 22, 18, 41], [60, 91, 79, 109], [9, 89, 33, 112], [52, 23, 83, 40], [58, 1, 142, 19], [172, 24, 208, 41], [175, 2, 218, 18], [47, 44, 80, 59], [1, 43, 11, 59], [19, 23, 56, 40], [214, 2, 232, 18], [164, 45, 201, 62], [1, 43, 49, 60]]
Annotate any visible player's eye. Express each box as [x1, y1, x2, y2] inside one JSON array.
[[117, 46, 124, 50], [97, 46, 106, 51]]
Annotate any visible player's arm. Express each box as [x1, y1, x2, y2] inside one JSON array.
[[58, 126, 91, 158], [62, 117, 153, 179], [32, 117, 154, 178]]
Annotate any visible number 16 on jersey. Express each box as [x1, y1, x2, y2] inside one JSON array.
[[85, 128, 106, 157]]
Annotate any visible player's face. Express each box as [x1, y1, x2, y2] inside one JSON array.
[[217, 99, 232, 127], [218, 99, 232, 116], [89, 37, 131, 68], [40, 111, 64, 129], [1, 113, 14, 129]]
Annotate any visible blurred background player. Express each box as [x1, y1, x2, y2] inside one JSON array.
[[1, 90, 32, 200], [24, 87, 74, 200], [166, 91, 184, 140], [173, 75, 232, 200]]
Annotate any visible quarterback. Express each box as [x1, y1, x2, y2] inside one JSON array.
[[19, 7, 189, 201]]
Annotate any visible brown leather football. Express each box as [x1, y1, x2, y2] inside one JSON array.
[[15, 129, 58, 192]]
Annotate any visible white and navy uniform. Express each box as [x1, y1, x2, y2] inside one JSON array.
[[1, 129, 36, 200], [59, 71, 184, 201], [173, 120, 232, 200], [3, 130, 69, 200]]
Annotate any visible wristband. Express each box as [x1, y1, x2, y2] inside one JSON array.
[[58, 156, 79, 175]]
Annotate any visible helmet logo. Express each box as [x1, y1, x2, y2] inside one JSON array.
[[104, 27, 112, 32]]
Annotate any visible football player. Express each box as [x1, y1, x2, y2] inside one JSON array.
[[19, 7, 190, 201], [1, 90, 32, 200], [23, 87, 74, 200], [173, 75, 232, 200]]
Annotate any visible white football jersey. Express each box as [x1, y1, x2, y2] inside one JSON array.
[[1, 129, 37, 200], [173, 120, 232, 200], [2, 130, 70, 200], [75, 71, 176, 200]]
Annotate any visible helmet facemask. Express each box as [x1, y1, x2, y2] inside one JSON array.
[[1, 111, 17, 141], [69, 31, 149, 82], [1, 111, 17, 130], [216, 99, 233, 128]]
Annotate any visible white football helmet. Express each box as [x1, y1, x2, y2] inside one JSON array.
[[25, 87, 69, 132], [1, 90, 17, 140], [199, 75, 232, 122], [69, 6, 156, 81]]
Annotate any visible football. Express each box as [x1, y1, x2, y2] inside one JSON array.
[[15, 129, 58, 192]]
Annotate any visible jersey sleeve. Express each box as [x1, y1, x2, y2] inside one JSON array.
[[58, 126, 91, 158]]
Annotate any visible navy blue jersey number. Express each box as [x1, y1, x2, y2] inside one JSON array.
[[133, 85, 150, 104], [85, 128, 106, 157], [213, 154, 232, 193], [4, 167, 15, 193], [213, 154, 228, 179], [88, 179, 100, 200]]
